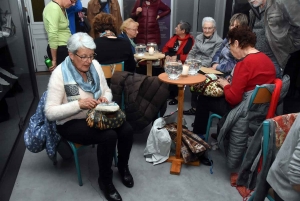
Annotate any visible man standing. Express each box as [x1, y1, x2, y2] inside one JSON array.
[[248, 0, 300, 78]]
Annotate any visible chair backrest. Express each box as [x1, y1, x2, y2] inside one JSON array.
[[248, 78, 282, 119], [101, 61, 124, 79]]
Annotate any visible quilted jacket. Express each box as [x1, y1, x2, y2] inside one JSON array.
[[110, 71, 169, 130], [130, 0, 171, 45], [217, 75, 290, 169]]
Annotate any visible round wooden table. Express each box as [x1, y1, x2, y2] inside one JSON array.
[[158, 73, 206, 175], [134, 52, 165, 76]]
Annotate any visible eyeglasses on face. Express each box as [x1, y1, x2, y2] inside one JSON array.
[[75, 53, 97, 61], [203, 27, 214, 31], [127, 28, 138, 32]]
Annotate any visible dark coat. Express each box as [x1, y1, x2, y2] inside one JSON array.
[[111, 71, 169, 130], [131, 0, 171, 45]]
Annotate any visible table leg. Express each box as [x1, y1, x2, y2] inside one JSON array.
[[146, 60, 152, 76]]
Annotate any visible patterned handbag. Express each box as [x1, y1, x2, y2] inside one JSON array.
[[190, 74, 224, 97], [86, 109, 126, 130]]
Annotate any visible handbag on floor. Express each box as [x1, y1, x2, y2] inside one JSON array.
[[86, 102, 126, 130], [190, 74, 224, 97]]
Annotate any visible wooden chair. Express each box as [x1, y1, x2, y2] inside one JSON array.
[[67, 62, 124, 186], [205, 78, 282, 142]]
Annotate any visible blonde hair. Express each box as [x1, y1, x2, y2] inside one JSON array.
[[120, 18, 139, 33]]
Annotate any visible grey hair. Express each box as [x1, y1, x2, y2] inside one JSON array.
[[67, 32, 96, 54], [178, 21, 191, 34], [202, 17, 216, 27]]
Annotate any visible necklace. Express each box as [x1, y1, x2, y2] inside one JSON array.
[[52, 1, 66, 17]]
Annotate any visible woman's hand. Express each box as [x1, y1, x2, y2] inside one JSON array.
[[49, 60, 57, 72], [98, 97, 109, 103], [78, 98, 100, 109], [136, 7, 142, 15], [217, 77, 230, 88], [211, 63, 218, 70]]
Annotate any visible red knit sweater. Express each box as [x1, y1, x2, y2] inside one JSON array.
[[224, 52, 276, 106]]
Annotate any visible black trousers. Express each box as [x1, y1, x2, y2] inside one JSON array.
[[56, 119, 133, 184], [192, 95, 232, 134], [47, 45, 69, 66]]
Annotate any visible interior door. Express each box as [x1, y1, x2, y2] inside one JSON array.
[[25, 0, 50, 72]]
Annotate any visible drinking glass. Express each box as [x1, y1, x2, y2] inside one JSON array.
[[147, 42, 157, 54], [135, 44, 146, 56], [164, 60, 183, 80], [185, 59, 202, 75]]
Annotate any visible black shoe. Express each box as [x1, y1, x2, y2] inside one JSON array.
[[99, 181, 122, 201], [168, 99, 178, 105], [118, 166, 134, 188], [199, 154, 213, 166], [211, 133, 218, 140], [183, 108, 196, 115]]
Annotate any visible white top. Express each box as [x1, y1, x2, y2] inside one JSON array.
[[45, 60, 112, 125]]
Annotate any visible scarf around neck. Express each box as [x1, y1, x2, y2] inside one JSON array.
[[61, 56, 101, 102]]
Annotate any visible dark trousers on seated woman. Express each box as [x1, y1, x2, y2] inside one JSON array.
[[192, 95, 232, 135], [57, 119, 133, 184]]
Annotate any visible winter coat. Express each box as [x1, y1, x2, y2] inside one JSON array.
[[87, 0, 123, 38], [130, 0, 171, 45], [186, 31, 223, 67], [249, 0, 300, 69], [217, 75, 290, 169], [110, 71, 169, 130]]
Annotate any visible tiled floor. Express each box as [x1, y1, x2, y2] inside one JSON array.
[[9, 74, 286, 201]]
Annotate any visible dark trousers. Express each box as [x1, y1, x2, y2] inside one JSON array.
[[192, 95, 232, 134], [274, 191, 284, 201], [47, 45, 69, 66], [56, 119, 133, 184]]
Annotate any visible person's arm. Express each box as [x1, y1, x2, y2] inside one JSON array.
[[157, 1, 171, 19], [209, 38, 223, 63], [223, 61, 249, 106], [44, 7, 61, 70], [281, 0, 300, 50], [44, 66, 82, 121], [186, 41, 198, 60], [211, 38, 227, 67], [130, 0, 141, 18], [288, 130, 300, 192], [66, 0, 82, 15]]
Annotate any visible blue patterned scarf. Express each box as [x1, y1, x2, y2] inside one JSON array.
[[61, 56, 101, 102]]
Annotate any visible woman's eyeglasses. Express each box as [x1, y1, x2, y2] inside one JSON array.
[[75, 53, 97, 61]]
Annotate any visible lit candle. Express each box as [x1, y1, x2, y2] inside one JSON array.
[[149, 47, 154, 55], [182, 64, 189, 76]]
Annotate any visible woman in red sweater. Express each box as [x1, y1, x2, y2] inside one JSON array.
[[162, 21, 194, 104], [193, 26, 276, 138]]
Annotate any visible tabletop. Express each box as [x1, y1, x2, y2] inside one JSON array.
[[158, 73, 206, 85], [134, 52, 165, 60]]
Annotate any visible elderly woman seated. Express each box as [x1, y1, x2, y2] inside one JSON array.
[[193, 26, 276, 167], [45, 32, 133, 201], [162, 20, 194, 105], [119, 18, 139, 54], [93, 13, 136, 72], [183, 17, 223, 115]]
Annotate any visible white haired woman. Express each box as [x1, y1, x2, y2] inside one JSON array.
[[184, 17, 223, 115], [45, 32, 134, 201]]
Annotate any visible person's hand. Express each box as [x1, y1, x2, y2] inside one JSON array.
[[156, 15, 160, 20], [98, 97, 109, 103], [217, 77, 230, 88], [49, 60, 57, 72], [293, 184, 300, 192], [136, 7, 142, 15], [78, 98, 100, 109], [211, 63, 218, 70], [170, 56, 177, 62]]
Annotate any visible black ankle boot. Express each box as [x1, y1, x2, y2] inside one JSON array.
[[98, 180, 122, 201], [118, 166, 134, 188]]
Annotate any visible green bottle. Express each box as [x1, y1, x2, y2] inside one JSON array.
[[44, 55, 52, 68]]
